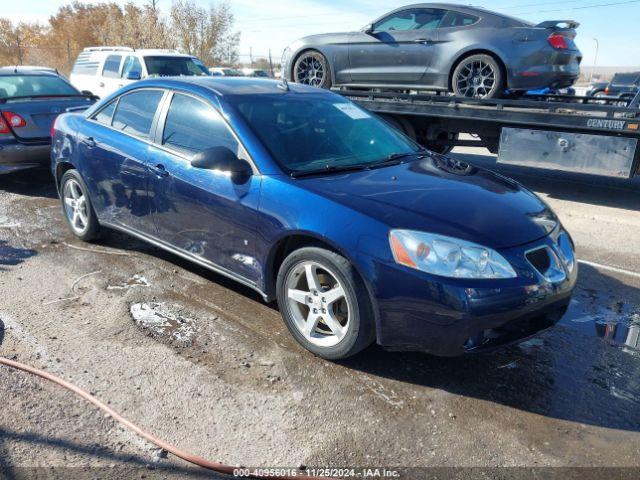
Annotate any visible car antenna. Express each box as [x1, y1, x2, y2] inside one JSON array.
[[277, 77, 290, 92]]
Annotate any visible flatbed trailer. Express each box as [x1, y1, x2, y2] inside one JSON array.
[[339, 89, 640, 179]]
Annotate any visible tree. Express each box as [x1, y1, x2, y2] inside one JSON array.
[[170, 0, 240, 66]]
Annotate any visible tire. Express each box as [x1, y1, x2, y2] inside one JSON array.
[[276, 247, 375, 360], [59, 169, 102, 242], [292, 50, 332, 89], [451, 54, 504, 99]]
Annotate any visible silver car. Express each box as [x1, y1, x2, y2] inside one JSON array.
[[282, 3, 582, 98]]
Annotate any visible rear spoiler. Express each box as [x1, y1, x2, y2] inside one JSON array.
[[536, 20, 580, 29]]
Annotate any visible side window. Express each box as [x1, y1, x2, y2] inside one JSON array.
[[121, 56, 143, 79], [375, 8, 446, 32], [112, 90, 164, 139], [162, 93, 239, 155], [102, 55, 122, 78], [93, 101, 117, 125], [441, 11, 480, 28]]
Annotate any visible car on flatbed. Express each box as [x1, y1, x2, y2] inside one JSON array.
[[0, 68, 94, 174], [283, 3, 582, 98], [51, 77, 577, 360]]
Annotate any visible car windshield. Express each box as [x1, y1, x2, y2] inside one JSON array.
[[144, 56, 209, 77], [230, 93, 421, 173], [0, 74, 79, 100]]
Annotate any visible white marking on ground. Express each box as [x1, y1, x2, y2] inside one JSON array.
[[578, 259, 640, 280]]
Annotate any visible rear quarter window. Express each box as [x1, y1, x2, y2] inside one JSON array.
[[111, 89, 164, 139], [92, 101, 117, 125], [102, 55, 122, 79], [72, 51, 100, 76]]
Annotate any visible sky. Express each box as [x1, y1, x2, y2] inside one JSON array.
[[6, 0, 640, 66]]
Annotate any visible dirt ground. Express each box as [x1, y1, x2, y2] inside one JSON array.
[[1, 149, 639, 479]]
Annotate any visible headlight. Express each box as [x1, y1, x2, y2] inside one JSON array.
[[389, 230, 517, 279]]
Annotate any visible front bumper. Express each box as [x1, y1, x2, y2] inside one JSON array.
[[0, 138, 50, 174], [368, 229, 577, 356]]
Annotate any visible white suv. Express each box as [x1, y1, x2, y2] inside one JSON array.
[[70, 47, 209, 98]]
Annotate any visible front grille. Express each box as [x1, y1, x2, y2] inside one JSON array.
[[526, 247, 551, 274]]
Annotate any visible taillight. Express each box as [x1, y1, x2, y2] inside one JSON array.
[[1, 111, 26, 128], [548, 33, 568, 50], [0, 115, 9, 134], [605, 86, 610, 94], [50, 115, 59, 139]]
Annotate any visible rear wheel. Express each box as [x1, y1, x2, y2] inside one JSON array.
[[60, 169, 102, 242], [452, 54, 504, 99], [293, 50, 332, 89], [276, 247, 375, 360]]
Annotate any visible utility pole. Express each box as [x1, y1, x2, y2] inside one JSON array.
[[66, 38, 72, 71], [268, 49, 274, 77], [590, 38, 599, 84], [249, 47, 253, 68], [15, 33, 23, 66]]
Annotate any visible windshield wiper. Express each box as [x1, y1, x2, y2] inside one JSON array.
[[290, 163, 369, 178], [364, 150, 429, 170]]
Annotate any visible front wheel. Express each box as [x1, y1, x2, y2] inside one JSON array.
[[452, 54, 504, 99], [276, 247, 375, 360], [293, 51, 332, 89]]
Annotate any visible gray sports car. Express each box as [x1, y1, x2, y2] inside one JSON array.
[[282, 3, 582, 98]]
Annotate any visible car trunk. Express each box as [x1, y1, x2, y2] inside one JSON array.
[[0, 97, 93, 142], [532, 20, 580, 51]]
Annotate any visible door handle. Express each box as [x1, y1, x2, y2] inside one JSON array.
[[99, 82, 105, 87], [149, 163, 170, 178], [82, 136, 96, 148], [413, 38, 430, 44]]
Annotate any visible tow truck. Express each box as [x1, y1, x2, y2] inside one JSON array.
[[338, 88, 640, 179]]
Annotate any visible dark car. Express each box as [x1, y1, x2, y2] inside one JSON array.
[[600, 72, 640, 100], [282, 3, 582, 98], [0, 68, 95, 174], [51, 77, 577, 360]]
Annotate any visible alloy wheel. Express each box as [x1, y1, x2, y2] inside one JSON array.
[[294, 53, 326, 87], [455, 59, 496, 98], [285, 260, 350, 347], [63, 178, 89, 235]]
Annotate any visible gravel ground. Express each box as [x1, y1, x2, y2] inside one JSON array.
[[0, 151, 639, 479]]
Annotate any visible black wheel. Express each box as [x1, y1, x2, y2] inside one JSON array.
[[452, 54, 504, 99], [293, 50, 332, 89], [59, 169, 102, 242], [276, 247, 375, 360]]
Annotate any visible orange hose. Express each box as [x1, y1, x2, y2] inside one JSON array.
[[0, 356, 326, 480]]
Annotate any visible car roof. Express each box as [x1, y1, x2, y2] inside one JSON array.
[[0, 67, 61, 76], [133, 76, 328, 96], [384, 3, 532, 25]]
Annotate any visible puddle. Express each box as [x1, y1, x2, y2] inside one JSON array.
[[108, 274, 150, 290], [0, 240, 37, 266], [130, 302, 196, 346], [560, 287, 640, 353]]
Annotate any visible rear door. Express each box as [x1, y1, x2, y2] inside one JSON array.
[[147, 91, 261, 282], [347, 8, 445, 85], [79, 88, 166, 235]]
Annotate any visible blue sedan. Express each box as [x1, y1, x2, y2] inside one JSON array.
[[51, 77, 577, 360]]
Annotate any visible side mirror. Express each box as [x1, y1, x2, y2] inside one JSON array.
[[191, 146, 252, 177], [363, 24, 375, 34], [126, 70, 142, 80]]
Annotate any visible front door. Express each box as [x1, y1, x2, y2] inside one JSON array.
[[148, 92, 262, 283], [347, 7, 445, 85], [79, 88, 165, 235]]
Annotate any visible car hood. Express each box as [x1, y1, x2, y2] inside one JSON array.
[[295, 155, 558, 250]]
